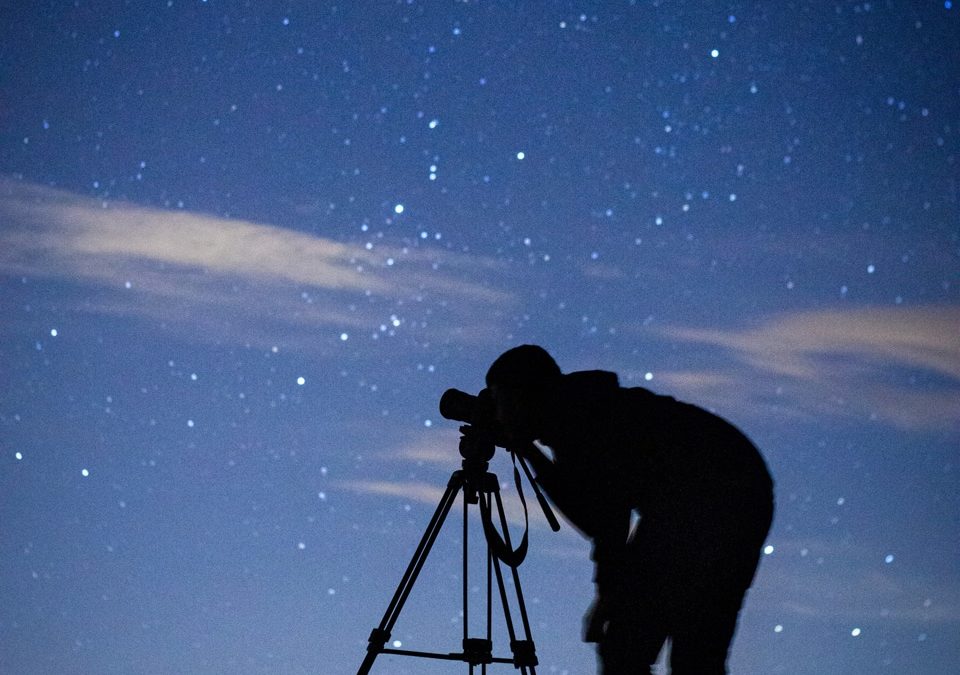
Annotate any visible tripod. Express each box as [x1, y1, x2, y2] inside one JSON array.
[[357, 430, 541, 674]]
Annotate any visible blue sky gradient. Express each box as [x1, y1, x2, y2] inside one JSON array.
[[2, 2, 958, 673]]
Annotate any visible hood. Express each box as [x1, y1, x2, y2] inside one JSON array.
[[539, 370, 620, 447]]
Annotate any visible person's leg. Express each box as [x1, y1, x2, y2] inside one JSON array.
[[598, 617, 666, 675], [668, 595, 742, 675], [600, 521, 678, 673], [668, 489, 773, 674]]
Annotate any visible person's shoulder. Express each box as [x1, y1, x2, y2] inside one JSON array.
[[562, 369, 619, 390], [618, 383, 672, 404], [554, 371, 620, 421]]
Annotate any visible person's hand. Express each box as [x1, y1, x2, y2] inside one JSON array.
[[583, 594, 611, 643], [506, 441, 536, 460]]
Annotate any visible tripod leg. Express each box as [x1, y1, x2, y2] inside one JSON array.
[[477, 490, 536, 675], [357, 473, 464, 675], [485, 542, 492, 675], [492, 489, 538, 675]]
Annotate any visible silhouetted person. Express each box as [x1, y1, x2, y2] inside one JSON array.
[[485, 345, 774, 674]]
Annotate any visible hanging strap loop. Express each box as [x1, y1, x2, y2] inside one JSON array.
[[479, 452, 530, 567]]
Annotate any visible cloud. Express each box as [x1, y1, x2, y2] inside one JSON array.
[[751, 538, 960, 624], [0, 178, 514, 353], [334, 479, 448, 506], [331, 426, 571, 533], [336, 477, 549, 528], [384, 428, 466, 468], [649, 306, 960, 431]]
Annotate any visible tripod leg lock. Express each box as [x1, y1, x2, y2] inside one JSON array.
[[462, 638, 493, 665], [510, 639, 538, 667], [365, 628, 390, 652]]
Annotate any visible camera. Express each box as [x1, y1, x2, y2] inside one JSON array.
[[438, 388, 496, 427], [439, 388, 503, 462]]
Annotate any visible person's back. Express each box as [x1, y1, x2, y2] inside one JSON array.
[[611, 384, 773, 517]]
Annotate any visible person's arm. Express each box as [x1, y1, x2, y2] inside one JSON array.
[[590, 504, 631, 594], [513, 443, 623, 544], [510, 442, 554, 480]]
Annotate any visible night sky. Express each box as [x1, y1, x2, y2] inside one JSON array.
[[2, 2, 958, 673]]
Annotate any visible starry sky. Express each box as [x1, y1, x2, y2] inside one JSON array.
[[1, 2, 958, 673]]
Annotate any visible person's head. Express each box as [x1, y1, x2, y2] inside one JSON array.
[[485, 345, 562, 443]]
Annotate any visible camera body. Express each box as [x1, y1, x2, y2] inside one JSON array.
[[439, 388, 502, 462], [439, 388, 497, 428]]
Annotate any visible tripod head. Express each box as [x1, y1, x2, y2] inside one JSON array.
[[443, 388, 562, 534], [442, 388, 502, 490], [457, 424, 496, 474]]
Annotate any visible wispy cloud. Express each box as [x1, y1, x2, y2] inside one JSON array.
[[751, 537, 960, 624], [334, 479, 448, 506], [646, 306, 960, 431], [334, 477, 554, 531], [384, 428, 466, 468], [665, 307, 960, 381], [334, 428, 566, 533], [0, 178, 514, 352]]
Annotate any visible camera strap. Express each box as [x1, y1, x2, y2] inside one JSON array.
[[480, 452, 529, 568]]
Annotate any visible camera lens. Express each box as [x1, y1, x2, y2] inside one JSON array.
[[439, 388, 478, 424]]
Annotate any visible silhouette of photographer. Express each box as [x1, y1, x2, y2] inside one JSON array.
[[485, 345, 774, 674]]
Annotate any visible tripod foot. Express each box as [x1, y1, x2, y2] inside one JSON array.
[[365, 627, 389, 652], [511, 639, 538, 667], [462, 638, 493, 665], [358, 628, 390, 675]]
